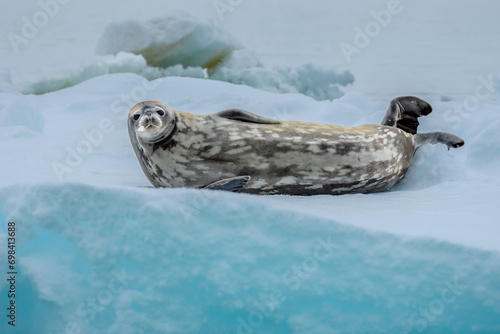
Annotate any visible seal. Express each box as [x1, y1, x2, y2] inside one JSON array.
[[127, 97, 464, 195]]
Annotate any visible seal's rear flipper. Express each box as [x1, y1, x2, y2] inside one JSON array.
[[381, 96, 433, 134], [415, 132, 465, 150], [202, 176, 251, 192]]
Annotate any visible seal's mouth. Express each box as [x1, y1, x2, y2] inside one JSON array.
[[137, 114, 162, 133], [137, 123, 158, 132]]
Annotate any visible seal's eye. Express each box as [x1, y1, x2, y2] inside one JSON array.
[[157, 109, 165, 116], [133, 114, 140, 121]]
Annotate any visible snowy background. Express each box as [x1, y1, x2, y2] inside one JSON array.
[[1, 0, 500, 333]]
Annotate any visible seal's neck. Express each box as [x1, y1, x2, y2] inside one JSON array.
[[151, 121, 178, 153]]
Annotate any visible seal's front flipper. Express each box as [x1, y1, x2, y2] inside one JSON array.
[[381, 96, 433, 134], [415, 132, 465, 150], [202, 176, 251, 192], [213, 109, 281, 124]]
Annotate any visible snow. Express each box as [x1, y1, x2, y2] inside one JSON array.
[[1, 1, 500, 333]]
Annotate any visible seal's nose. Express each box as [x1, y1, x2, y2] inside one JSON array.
[[143, 114, 152, 123], [143, 109, 158, 121], [141, 110, 160, 128]]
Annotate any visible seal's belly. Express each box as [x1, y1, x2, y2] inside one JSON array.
[[151, 121, 415, 195]]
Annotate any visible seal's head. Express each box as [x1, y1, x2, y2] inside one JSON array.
[[128, 101, 176, 144]]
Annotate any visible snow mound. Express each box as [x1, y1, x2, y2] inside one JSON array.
[[4, 14, 353, 100], [1, 184, 500, 334], [8, 52, 206, 96], [96, 14, 241, 70], [10, 52, 146, 95], [211, 50, 354, 101], [94, 15, 353, 101]]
